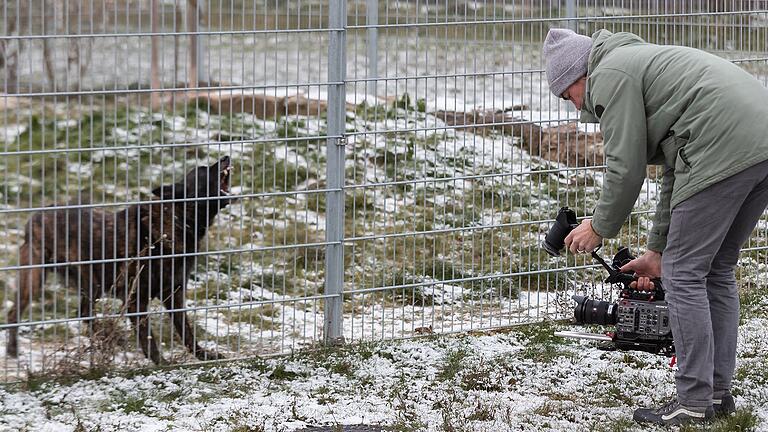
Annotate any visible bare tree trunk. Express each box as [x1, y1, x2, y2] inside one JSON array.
[[174, 2, 181, 87], [68, 0, 94, 91], [0, 13, 19, 93], [187, 0, 198, 88], [43, 0, 56, 90], [150, 0, 162, 108], [65, 1, 78, 91], [39, 0, 98, 92]]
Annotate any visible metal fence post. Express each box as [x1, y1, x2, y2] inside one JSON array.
[[366, 0, 379, 97], [324, 0, 347, 346]]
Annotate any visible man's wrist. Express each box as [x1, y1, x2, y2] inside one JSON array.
[[588, 220, 604, 238]]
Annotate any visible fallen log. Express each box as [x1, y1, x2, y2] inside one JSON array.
[[433, 109, 604, 168], [166, 90, 355, 119]]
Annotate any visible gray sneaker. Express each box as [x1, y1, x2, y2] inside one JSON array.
[[713, 393, 736, 416], [633, 399, 714, 426]]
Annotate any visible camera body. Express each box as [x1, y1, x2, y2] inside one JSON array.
[[573, 247, 674, 354], [543, 207, 675, 354]]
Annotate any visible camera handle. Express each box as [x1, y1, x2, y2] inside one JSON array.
[[590, 247, 663, 295], [589, 247, 640, 287], [589, 246, 623, 279]]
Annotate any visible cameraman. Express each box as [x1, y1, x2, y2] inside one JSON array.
[[543, 28, 768, 426]]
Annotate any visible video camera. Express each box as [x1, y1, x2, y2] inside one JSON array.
[[543, 207, 675, 355]]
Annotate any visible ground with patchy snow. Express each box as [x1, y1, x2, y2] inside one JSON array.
[[2, 79, 767, 432], [2, 11, 767, 431], [2, 285, 767, 432], [0, 96, 614, 381]]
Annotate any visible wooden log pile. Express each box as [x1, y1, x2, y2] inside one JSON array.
[[166, 90, 355, 119], [433, 109, 605, 168]]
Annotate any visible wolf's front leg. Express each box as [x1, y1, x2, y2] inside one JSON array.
[[128, 296, 165, 365], [166, 284, 225, 361]]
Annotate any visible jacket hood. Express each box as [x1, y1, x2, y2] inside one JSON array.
[[579, 29, 648, 123], [587, 30, 647, 73]]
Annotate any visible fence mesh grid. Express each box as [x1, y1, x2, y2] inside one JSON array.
[[1, 0, 766, 382]]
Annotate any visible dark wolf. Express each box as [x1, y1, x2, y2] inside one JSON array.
[[6, 156, 234, 364]]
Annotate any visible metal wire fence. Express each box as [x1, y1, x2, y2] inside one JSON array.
[[1, 0, 767, 382]]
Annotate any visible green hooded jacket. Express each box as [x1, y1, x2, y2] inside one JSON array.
[[580, 30, 768, 252]]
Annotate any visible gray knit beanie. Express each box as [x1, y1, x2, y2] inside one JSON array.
[[542, 28, 593, 97]]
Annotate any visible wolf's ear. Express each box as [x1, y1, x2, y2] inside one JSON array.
[[152, 185, 181, 200]]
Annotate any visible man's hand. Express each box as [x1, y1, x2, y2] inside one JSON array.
[[619, 250, 662, 291], [564, 219, 602, 255]]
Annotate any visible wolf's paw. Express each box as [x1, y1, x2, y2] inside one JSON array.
[[149, 353, 169, 366], [196, 349, 225, 361]]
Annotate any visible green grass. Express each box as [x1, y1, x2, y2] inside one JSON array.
[[2, 106, 254, 210], [345, 219, 569, 309], [518, 343, 575, 362], [225, 304, 281, 331], [389, 372, 428, 432], [112, 394, 149, 415], [23, 366, 112, 393], [287, 340, 382, 382], [311, 385, 337, 405], [588, 418, 637, 432], [353, 98, 414, 123], [159, 388, 186, 403], [6, 110, 161, 206], [2, 102, 576, 324], [267, 363, 305, 381], [618, 352, 651, 370], [734, 358, 768, 396], [8, 313, 768, 430], [5, 95, 768, 402], [739, 285, 768, 323], [515, 320, 566, 345], [1, 285, 80, 325], [528, 165, 600, 212], [679, 409, 760, 432], [239, 144, 313, 193], [229, 426, 266, 432], [306, 187, 378, 215], [437, 346, 471, 382], [457, 358, 506, 392], [516, 320, 577, 362]]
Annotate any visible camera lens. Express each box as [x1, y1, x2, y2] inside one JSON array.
[[542, 207, 577, 256], [572, 295, 617, 325]]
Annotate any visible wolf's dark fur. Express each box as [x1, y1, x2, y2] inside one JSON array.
[[6, 156, 234, 364]]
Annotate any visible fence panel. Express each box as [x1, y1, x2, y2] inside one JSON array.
[[0, 1, 766, 383], [342, 0, 768, 344], [1, 0, 339, 382]]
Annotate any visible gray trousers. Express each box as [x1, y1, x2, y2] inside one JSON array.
[[663, 158, 768, 407]]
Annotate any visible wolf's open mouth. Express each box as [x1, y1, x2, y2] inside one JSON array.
[[220, 165, 232, 195]]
